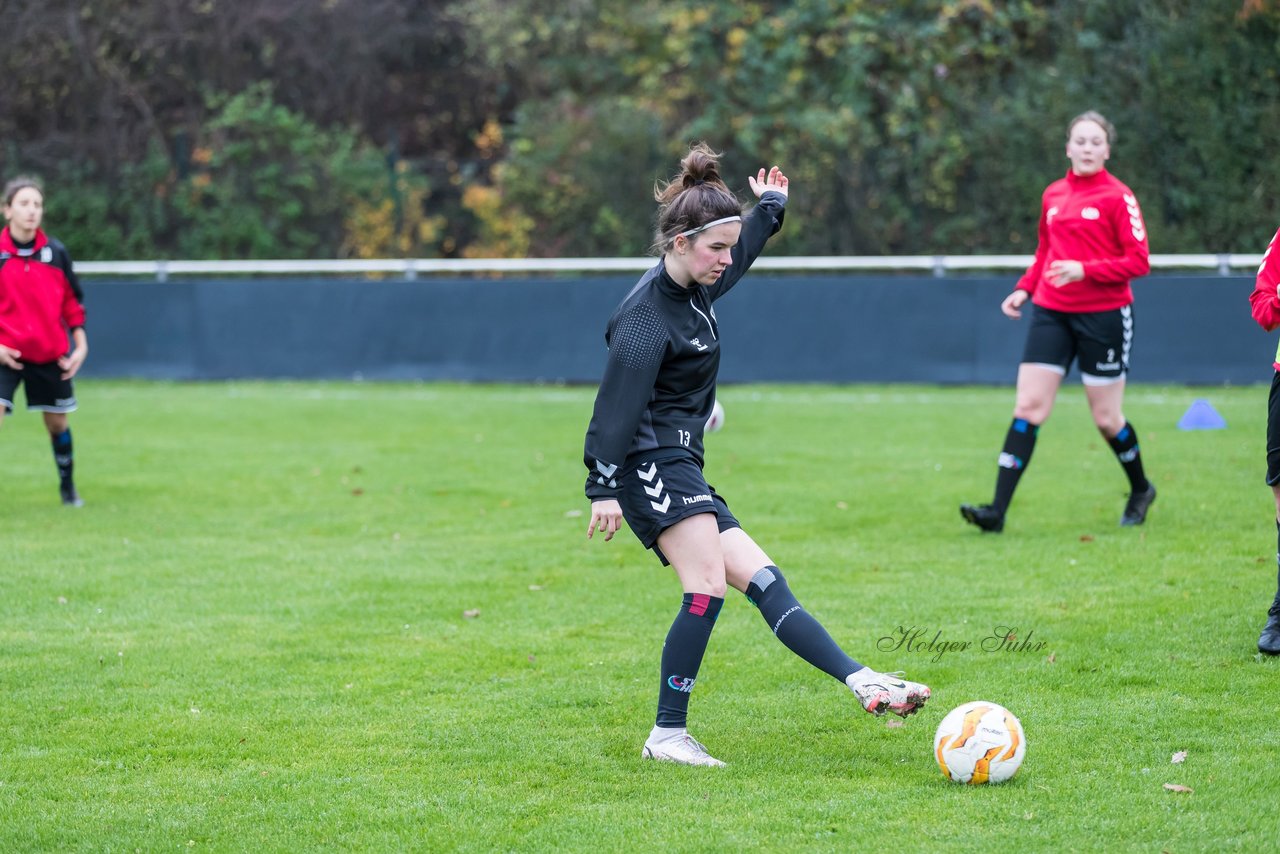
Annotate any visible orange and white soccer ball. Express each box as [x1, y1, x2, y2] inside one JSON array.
[[934, 701, 1026, 784]]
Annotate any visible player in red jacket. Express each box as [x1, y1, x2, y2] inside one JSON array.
[[961, 112, 1154, 533], [0, 176, 88, 506], [1247, 228, 1280, 654]]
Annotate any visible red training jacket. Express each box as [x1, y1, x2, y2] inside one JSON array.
[[1247, 227, 1280, 370], [1016, 168, 1150, 313], [0, 226, 85, 364]]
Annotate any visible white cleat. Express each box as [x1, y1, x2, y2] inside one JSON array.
[[641, 728, 725, 767], [846, 668, 931, 718]]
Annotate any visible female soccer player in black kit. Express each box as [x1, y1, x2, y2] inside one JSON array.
[[0, 177, 87, 506], [582, 144, 929, 767]]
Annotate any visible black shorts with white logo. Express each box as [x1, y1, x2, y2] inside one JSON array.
[[616, 450, 740, 565], [1021, 303, 1134, 385], [0, 361, 77, 414], [1266, 371, 1280, 486]]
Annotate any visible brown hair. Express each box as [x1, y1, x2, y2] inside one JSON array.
[[3, 176, 43, 207], [1067, 111, 1116, 145], [651, 143, 743, 255]]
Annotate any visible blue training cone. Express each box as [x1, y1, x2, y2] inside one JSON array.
[[1177, 398, 1227, 430]]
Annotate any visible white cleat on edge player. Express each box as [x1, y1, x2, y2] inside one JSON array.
[[641, 726, 725, 767]]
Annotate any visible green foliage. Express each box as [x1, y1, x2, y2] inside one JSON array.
[[471, 0, 1280, 256], [42, 142, 172, 260], [495, 96, 670, 256], [1088, 1, 1280, 252], [4, 1, 1280, 258], [170, 84, 389, 259], [343, 159, 445, 259], [28, 86, 440, 261], [0, 381, 1277, 850]]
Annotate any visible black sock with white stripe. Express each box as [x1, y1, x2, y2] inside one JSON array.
[[745, 566, 861, 681], [1107, 421, 1149, 493], [655, 593, 723, 728]]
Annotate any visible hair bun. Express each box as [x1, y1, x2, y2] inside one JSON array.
[[650, 142, 742, 254]]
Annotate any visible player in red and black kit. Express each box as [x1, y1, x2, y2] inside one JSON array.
[[961, 111, 1155, 533], [1246, 228, 1280, 654], [582, 144, 929, 768], [0, 176, 88, 506]]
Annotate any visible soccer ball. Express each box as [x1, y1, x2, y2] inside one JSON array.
[[705, 399, 725, 433], [933, 701, 1026, 784]]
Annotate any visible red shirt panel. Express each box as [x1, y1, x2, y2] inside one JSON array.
[[1247, 227, 1280, 369], [0, 227, 85, 364], [1016, 168, 1150, 313]]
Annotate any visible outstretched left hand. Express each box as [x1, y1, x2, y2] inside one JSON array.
[[748, 166, 789, 200]]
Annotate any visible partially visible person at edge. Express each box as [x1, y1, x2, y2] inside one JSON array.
[[1246, 228, 1280, 655], [961, 111, 1154, 534], [582, 143, 929, 768], [0, 176, 87, 506]]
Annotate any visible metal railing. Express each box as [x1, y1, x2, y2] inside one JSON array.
[[74, 253, 1264, 281]]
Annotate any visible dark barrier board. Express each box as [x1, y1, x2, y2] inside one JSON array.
[[77, 274, 1273, 385]]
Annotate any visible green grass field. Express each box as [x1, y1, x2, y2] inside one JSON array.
[[2, 381, 1276, 852]]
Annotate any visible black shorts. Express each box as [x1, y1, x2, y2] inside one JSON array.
[[616, 451, 740, 565], [1266, 371, 1280, 486], [0, 361, 77, 414], [1021, 303, 1133, 385]]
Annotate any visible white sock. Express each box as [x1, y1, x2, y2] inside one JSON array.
[[845, 666, 877, 687], [647, 725, 687, 744]]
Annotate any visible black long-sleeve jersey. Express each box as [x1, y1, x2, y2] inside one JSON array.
[[583, 191, 786, 500]]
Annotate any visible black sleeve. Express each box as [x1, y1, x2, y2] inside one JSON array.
[[583, 301, 669, 500], [47, 238, 84, 304], [705, 191, 787, 302]]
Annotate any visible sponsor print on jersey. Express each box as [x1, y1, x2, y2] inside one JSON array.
[[637, 461, 670, 513], [1081, 206, 1100, 220]]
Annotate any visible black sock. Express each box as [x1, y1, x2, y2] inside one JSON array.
[[655, 593, 723, 728], [745, 566, 861, 682], [993, 418, 1038, 515], [51, 429, 74, 484], [1107, 422, 1149, 493]]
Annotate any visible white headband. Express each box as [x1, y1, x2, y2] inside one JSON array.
[[677, 215, 742, 238]]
